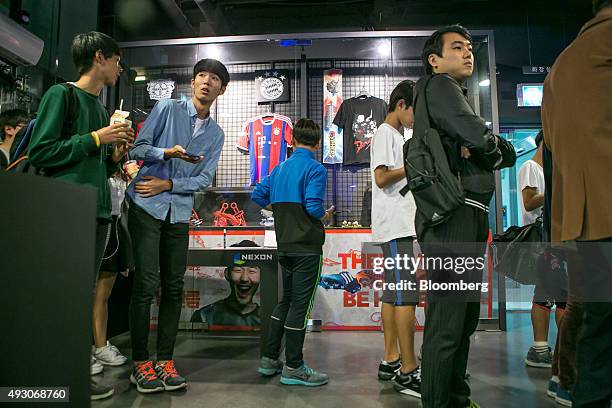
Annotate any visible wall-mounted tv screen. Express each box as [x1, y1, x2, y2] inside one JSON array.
[[517, 83, 543, 107]]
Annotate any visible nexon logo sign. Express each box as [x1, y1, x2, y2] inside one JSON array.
[[241, 254, 273, 261], [232, 253, 273, 264]]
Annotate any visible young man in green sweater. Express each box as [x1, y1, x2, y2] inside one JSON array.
[[28, 31, 135, 401]]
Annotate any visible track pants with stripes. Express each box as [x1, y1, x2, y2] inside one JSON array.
[[263, 253, 322, 369], [420, 204, 489, 408]]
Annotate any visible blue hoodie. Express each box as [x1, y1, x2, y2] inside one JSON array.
[[252, 147, 327, 253]]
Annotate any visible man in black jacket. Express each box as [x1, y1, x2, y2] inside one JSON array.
[[417, 25, 515, 408]]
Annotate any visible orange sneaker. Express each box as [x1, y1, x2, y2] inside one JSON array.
[[130, 361, 164, 393], [155, 360, 187, 391]]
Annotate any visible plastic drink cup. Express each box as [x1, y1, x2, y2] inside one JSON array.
[[122, 160, 139, 179]]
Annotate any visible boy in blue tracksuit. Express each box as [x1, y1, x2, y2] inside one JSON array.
[[252, 118, 334, 386]]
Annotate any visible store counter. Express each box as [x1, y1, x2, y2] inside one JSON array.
[[183, 227, 495, 331]]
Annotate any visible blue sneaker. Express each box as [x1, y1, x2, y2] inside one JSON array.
[[547, 377, 559, 398], [280, 363, 329, 386], [257, 356, 283, 376], [319, 272, 361, 294], [555, 387, 572, 407]]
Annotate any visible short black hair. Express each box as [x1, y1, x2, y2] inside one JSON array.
[[72, 31, 121, 76], [293, 118, 321, 147], [193, 58, 230, 86], [535, 130, 543, 147], [593, 0, 612, 13], [421, 25, 473, 75], [0, 109, 29, 139], [388, 80, 415, 112]]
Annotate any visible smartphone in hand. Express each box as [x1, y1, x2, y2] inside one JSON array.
[[185, 149, 204, 162]]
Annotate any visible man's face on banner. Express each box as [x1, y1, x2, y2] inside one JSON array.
[[227, 266, 261, 306]]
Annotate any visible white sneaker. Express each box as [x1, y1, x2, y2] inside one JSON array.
[[107, 342, 125, 358], [93, 341, 128, 366], [91, 356, 104, 375]]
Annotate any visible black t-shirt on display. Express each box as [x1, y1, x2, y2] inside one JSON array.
[[333, 96, 388, 165]]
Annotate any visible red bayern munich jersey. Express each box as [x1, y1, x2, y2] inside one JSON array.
[[236, 114, 293, 185]]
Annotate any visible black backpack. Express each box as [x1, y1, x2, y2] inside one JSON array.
[[399, 76, 465, 227], [6, 83, 80, 175]]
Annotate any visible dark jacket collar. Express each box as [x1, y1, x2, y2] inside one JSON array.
[[434, 73, 468, 95]]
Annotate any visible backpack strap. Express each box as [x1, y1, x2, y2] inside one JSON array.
[[400, 76, 435, 196], [11, 119, 37, 161], [59, 83, 80, 134], [5, 156, 28, 171], [413, 75, 435, 131]]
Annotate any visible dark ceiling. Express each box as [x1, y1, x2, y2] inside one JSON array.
[[99, 0, 593, 41]]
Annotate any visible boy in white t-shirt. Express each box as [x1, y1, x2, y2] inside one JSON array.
[[517, 131, 565, 369], [517, 134, 545, 226], [371, 80, 421, 398]]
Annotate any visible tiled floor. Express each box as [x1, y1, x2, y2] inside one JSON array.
[[93, 313, 563, 408]]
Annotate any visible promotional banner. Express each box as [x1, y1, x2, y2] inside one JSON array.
[[155, 229, 493, 331], [322, 69, 343, 164], [310, 230, 426, 330], [151, 231, 266, 330], [184, 257, 263, 330]]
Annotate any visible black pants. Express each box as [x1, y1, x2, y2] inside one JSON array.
[[573, 238, 612, 408], [128, 202, 189, 362], [263, 253, 322, 368], [554, 300, 584, 389], [420, 205, 488, 408], [94, 220, 111, 284]]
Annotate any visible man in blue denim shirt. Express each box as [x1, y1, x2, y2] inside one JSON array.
[[126, 59, 228, 394]]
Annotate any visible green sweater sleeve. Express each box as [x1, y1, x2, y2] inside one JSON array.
[[28, 85, 99, 169]]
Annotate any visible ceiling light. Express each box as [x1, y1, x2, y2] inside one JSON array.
[[479, 79, 491, 87], [135, 75, 146, 82], [377, 41, 391, 58], [203, 44, 223, 60]]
